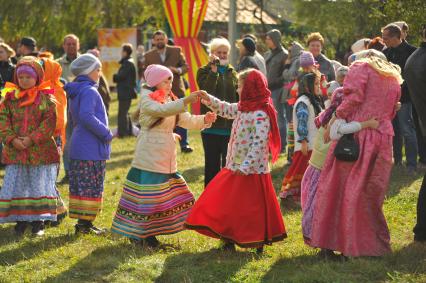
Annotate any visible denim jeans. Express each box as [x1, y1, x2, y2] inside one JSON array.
[[271, 88, 287, 153], [174, 126, 189, 148], [393, 102, 418, 168]]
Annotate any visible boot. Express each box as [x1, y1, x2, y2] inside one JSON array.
[[31, 221, 45, 236], [221, 241, 236, 252], [14, 221, 28, 236], [144, 236, 160, 248], [75, 220, 106, 235]]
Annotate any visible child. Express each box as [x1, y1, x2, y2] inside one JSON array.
[[279, 70, 323, 201], [0, 56, 59, 236], [111, 64, 216, 247], [64, 54, 112, 235], [185, 69, 286, 253], [301, 87, 378, 253]]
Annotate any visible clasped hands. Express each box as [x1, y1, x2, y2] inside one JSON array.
[[182, 90, 216, 124], [12, 136, 33, 150]]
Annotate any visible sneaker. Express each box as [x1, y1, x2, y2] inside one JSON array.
[[75, 223, 106, 235], [144, 236, 160, 248], [31, 221, 45, 237], [181, 146, 193, 153], [14, 221, 28, 236]]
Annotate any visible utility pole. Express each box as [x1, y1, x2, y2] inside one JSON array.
[[228, 0, 237, 66]]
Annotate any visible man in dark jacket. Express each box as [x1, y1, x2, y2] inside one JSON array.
[[264, 29, 288, 153], [382, 23, 418, 173], [113, 43, 137, 138], [404, 25, 426, 242]]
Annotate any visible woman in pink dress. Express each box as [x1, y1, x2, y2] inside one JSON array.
[[309, 50, 403, 258]]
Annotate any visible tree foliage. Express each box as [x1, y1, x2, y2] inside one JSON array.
[[290, 0, 426, 59], [0, 0, 164, 54]]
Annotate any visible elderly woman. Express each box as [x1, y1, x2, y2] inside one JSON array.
[[0, 43, 15, 88], [306, 32, 335, 82], [197, 38, 238, 187], [308, 49, 403, 258]]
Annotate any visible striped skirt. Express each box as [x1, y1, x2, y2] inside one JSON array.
[[279, 150, 312, 200], [69, 160, 106, 221], [0, 164, 58, 222], [112, 168, 195, 240]]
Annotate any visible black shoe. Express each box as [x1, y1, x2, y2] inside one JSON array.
[[129, 238, 143, 245], [256, 246, 264, 254], [181, 146, 193, 153], [57, 174, 69, 184], [31, 221, 45, 237], [75, 222, 106, 235], [14, 221, 28, 236], [221, 242, 236, 252], [144, 236, 160, 248]]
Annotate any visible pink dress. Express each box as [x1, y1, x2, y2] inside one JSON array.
[[309, 62, 401, 257]]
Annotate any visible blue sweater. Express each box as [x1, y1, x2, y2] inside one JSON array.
[[64, 75, 112, 161]]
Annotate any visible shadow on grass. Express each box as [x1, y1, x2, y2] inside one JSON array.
[[106, 157, 134, 171], [387, 166, 423, 198], [0, 224, 22, 246], [0, 233, 77, 266], [261, 242, 426, 282], [44, 242, 155, 283], [155, 249, 253, 283], [181, 166, 204, 184]]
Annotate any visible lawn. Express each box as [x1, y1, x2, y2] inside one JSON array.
[[0, 97, 425, 283]]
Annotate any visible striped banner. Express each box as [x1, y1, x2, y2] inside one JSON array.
[[163, 0, 209, 114]]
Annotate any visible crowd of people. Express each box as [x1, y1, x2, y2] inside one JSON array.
[[0, 19, 425, 260]]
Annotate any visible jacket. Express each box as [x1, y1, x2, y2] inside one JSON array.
[[264, 29, 288, 90], [383, 40, 417, 103], [56, 53, 80, 83], [282, 42, 304, 99], [143, 46, 188, 98], [132, 89, 209, 173], [64, 75, 112, 161], [405, 42, 426, 137], [236, 55, 259, 72], [197, 64, 238, 130], [113, 57, 137, 101], [0, 86, 59, 165], [315, 53, 336, 82], [0, 60, 15, 88]]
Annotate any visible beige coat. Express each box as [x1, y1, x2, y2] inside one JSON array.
[[132, 89, 209, 173]]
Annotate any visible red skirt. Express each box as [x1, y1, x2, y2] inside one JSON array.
[[280, 150, 312, 200], [185, 168, 286, 248]]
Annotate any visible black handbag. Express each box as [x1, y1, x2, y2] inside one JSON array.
[[334, 133, 359, 162]]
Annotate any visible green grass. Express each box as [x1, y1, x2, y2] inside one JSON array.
[[0, 96, 426, 283]]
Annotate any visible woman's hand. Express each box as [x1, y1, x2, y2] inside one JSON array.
[[301, 140, 309, 156], [183, 91, 201, 105], [209, 54, 219, 73], [12, 138, 26, 151], [197, 90, 210, 102], [395, 102, 401, 112], [361, 118, 380, 129], [204, 111, 217, 124]]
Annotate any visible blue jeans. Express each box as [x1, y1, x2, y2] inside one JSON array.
[[393, 102, 418, 168], [174, 126, 189, 148], [271, 88, 287, 153]]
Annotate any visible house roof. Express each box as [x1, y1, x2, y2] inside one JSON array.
[[205, 0, 278, 25]]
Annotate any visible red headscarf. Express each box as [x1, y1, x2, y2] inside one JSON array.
[[238, 69, 281, 163]]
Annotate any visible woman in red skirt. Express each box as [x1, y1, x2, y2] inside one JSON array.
[[185, 69, 286, 253], [279, 67, 323, 201]]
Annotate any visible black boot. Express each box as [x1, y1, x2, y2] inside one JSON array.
[[31, 221, 45, 236], [144, 236, 160, 248], [221, 241, 236, 252], [75, 220, 106, 235], [14, 221, 28, 236], [256, 246, 264, 254]]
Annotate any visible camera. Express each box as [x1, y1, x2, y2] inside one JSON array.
[[213, 58, 220, 66]]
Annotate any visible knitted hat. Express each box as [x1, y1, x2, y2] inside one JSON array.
[[242, 37, 256, 54], [70, 53, 101, 76], [14, 56, 44, 85], [16, 65, 38, 81], [144, 64, 173, 87], [300, 51, 316, 68]]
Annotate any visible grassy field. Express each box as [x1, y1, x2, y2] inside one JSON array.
[[0, 97, 425, 283]]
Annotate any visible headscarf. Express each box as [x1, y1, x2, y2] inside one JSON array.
[[8, 56, 52, 107], [348, 49, 403, 84], [238, 69, 281, 163], [297, 72, 323, 116], [315, 87, 344, 128]]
